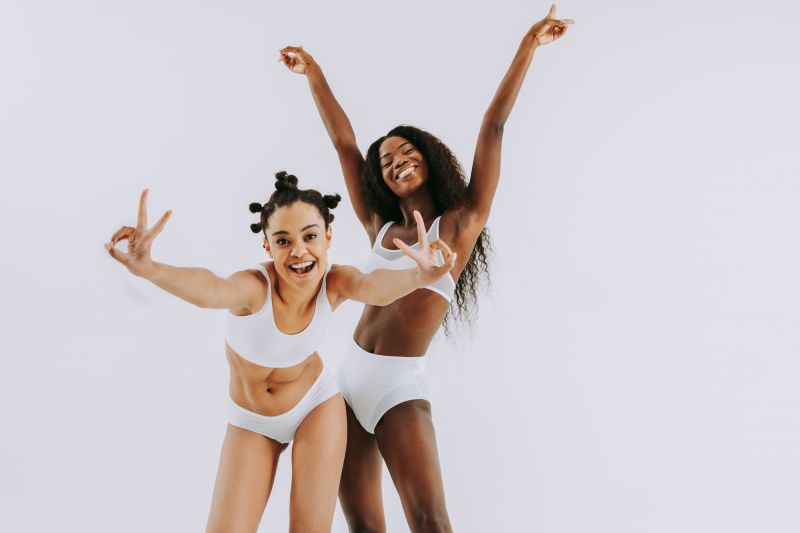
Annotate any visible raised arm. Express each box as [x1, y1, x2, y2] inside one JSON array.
[[465, 4, 574, 227], [279, 46, 376, 229], [329, 211, 456, 307], [105, 190, 260, 311]]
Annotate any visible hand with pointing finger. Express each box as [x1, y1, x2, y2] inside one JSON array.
[[528, 4, 575, 47], [393, 211, 458, 287], [105, 189, 172, 278]]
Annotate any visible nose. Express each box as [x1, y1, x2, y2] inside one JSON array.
[[291, 242, 307, 257], [393, 154, 407, 169]]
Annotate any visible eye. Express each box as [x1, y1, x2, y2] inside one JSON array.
[[305, 233, 318, 241], [275, 238, 289, 246], [404, 147, 415, 154], [382, 160, 391, 169]]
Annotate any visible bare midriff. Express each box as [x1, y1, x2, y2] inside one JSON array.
[[225, 344, 323, 416], [354, 289, 451, 357]]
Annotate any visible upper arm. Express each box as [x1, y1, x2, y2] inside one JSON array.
[[325, 264, 366, 309], [334, 141, 382, 233], [213, 269, 265, 312], [465, 116, 504, 227]]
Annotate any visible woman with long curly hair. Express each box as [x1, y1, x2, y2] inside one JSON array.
[[105, 172, 456, 532], [280, 5, 573, 531]]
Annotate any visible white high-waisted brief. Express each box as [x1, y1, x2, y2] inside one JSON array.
[[228, 366, 340, 444], [336, 340, 431, 434]]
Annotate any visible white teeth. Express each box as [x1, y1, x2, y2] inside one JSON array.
[[397, 166, 415, 179], [289, 261, 314, 270]]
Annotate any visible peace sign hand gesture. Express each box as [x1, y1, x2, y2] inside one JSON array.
[[279, 46, 315, 75], [105, 189, 172, 278], [528, 4, 575, 47], [392, 211, 458, 287]]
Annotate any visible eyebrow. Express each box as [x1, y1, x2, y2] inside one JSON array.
[[379, 142, 412, 161], [271, 224, 321, 236]]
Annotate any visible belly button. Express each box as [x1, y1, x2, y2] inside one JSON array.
[[265, 386, 272, 393]]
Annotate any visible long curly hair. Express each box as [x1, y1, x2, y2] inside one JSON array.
[[362, 125, 491, 331]]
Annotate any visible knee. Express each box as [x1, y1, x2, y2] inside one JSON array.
[[409, 504, 452, 533]]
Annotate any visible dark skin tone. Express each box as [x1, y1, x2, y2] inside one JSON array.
[[281, 6, 573, 532]]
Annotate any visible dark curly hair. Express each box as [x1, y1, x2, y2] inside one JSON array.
[[249, 171, 341, 235], [363, 125, 491, 330]]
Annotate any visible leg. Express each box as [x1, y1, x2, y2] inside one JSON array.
[[206, 424, 287, 533], [289, 393, 347, 533], [375, 400, 452, 533], [338, 404, 387, 533]]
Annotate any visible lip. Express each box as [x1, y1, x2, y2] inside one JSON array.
[[287, 260, 317, 277], [395, 164, 417, 181]]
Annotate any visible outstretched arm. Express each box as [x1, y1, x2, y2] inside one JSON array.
[[105, 190, 260, 311], [279, 46, 376, 229], [465, 4, 574, 228], [329, 211, 457, 306]]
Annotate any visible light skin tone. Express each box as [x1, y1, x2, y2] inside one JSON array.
[[280, 5, 573, 532], [105, 189, 455, 532]]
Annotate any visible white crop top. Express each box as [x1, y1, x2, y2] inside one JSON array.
[[225, 264, 333, 368], [363, 216, 456, 302]]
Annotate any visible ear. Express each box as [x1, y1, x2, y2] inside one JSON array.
[[263, 237, 273, 258], [325, 225, 333, 249]]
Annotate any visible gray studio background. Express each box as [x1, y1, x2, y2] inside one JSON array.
[[2, 1, 798, 531]]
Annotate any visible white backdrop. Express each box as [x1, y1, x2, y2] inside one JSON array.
[[2, 1, 799, 531]]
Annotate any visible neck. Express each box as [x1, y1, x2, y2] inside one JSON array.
[[271, 267, 322, 308], [397, 187, 438, 226]]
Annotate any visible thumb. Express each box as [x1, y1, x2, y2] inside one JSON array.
[[446, 252, 457, 271], [105, 243, 130, 266]]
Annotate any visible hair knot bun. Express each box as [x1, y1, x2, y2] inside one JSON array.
[[323, 193, 341, 210], [275, 171, 299, 192], [250, 222, 263, 233], [249, 202, 263, 213]]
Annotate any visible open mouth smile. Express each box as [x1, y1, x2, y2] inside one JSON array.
[[288, 260, 316, 275], [396, 165, 417, 180]]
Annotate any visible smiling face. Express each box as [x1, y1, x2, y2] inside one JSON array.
[[378, 136, 429, 198], [263, 201, 332, 289]]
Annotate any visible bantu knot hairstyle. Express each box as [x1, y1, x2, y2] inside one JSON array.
[[249, 171, 341, 235]]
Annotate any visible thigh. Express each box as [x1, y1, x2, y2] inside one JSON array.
[[206, 424, 286, 533], [375, 400, 452, 533], [339, 404, 387, 533], [289, 393, 347, 533]]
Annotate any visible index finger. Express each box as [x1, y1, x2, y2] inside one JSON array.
[[429, 239, 453, 259], [282, 45, 304, 56], [413, 210, 427, 247], [137, 189, 149, 231], [548, 4, 557, 18]]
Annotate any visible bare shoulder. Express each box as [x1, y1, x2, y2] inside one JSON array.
[[326, 263, 360, 288], [325, 264, 361, 310], [228, 265, 269, 314]]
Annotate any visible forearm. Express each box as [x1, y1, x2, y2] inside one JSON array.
[[357, 268, 422, 306], [484, 34, 539, 130], [305, 63, 358, 149], [144, 262, 229, 309]]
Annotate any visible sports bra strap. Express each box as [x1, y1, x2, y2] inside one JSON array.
[[373, 220, 394, 248], [428, 216, 442, 241]]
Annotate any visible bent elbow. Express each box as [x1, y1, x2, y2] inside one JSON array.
[[482, 114, 506, 135]]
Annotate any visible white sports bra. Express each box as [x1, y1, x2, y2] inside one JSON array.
[[363, 216, 456, 302], [225, 264, 333, 368]]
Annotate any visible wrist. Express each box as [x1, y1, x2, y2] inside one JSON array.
[[305, 61, 321, 78], [135, 259, 158, 280], [413, 267, 428, 288], [527, 33, 541, 49]]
